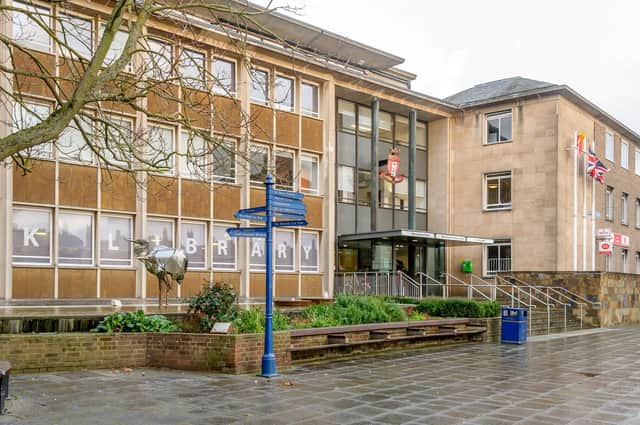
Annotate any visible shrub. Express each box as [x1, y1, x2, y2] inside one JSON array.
[[300, 295, 408, 327], [233, 308, 290, 334], [383, 296, 420, 305], [92, 310, 180, 333], [416, 298, 500, 318], [186, 282, 238, 331]]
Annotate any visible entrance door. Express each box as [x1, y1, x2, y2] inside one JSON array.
[[394, 243, 409, 274]]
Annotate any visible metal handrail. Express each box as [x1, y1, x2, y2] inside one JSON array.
[[505, 275, 600, 306], [397, 271, 423, 299], [416, 272, 445, 298], [496, 276, 567, 308], [443, 273, 493, 302]]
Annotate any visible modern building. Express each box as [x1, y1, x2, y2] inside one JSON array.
[[0, 1, 638, 305]]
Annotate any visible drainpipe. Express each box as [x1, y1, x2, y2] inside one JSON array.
[[408, 109, 416, 230], [371, 97, 379, 231]]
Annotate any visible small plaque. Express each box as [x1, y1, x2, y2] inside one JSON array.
[[210, 322, 232, 334]]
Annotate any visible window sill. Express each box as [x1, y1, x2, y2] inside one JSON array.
[[302, 111, 320, 119], [483, 206, 512, 212], [250, 100, 270, 107], [213, 269, 238, 272], [484, 140, 513, 146]]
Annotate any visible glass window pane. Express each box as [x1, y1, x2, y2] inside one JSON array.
[[357, 170, 371, 206], [147, 126, 174, 174], [300, 232, 319, 272], [99, 25, 129, 69], [379, 177, 393, 208], [338, 100, 356, 133], [358, 106, 371, 137], [487, 118, 499, 143], [212, 139, 236, 183], [250, 144, 269, 184], [379, 111, 393, 142], [180, 131, 207, 178], [275, 76, 294, 111], [357, 136, 371, 169], [143, 38, 172, 80], [249, 237, 265, 271], [98, 115, 133, 168], [213, 58, 236, 95], [499, 115, 512, 141], [13, 1, 50, 52], [57, 116, 93, 163], [181, 222, 206, 269], [275, 230, 294, 272], [250, 69, 269, 104], [396, 116, 409, 145], [301, 155, 318, 194], [58, 212, 93, 265], [301, 83, 318, 116], [12, 208, 51, 264], [416, 122, 427, 149], [394, 179, 409, 211], [99, 215, 132, 266], [486, 178, 499, 205], [213, 225, 236, 270], [147, 219, 174, 248], [58, 14, 92, 58], [13, 102, 52, 159], [416, 180, 427, 212], [500, 177, 511, 204], [338, 166, 355, 203], [275, 150, 294, 190], [605, 132, 614, 161], [179, 48, 206, 90]]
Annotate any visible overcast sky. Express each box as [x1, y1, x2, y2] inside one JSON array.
[[270, 0, 640, 133]]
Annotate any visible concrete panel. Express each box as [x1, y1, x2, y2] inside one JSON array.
[[357, 205, 370, 233]]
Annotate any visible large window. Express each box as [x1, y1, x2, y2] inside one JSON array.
[[416, 122, 427, 149], [213, 58, 236, 95], [99, 215, 132, 267], [358, 105, 372, 136], [300, 154, 319, 194], [13, 1, 51, 52], [486, 111, 512, 144], [181, 222, 206, 269], [212, 225, 236, 270], [622, 249, 629, 273], [179, 48, 206, 90], [485, 240, 511, 276], [337, 165, 355, 203], [212, 139, 236, 183], [180, 131, 206, 178], [636, 252, 640, 274], [275, 149, 294, 191], [13, 102, 52, 159], [636, 149, 640, 176], [275, 230, 294, 272], [357, 170, 372, 206], [250, 69, 269, 105], [379, 178, 393, 208], [99, 25, 129, 70], [621, 140, 629, 169], [605, 186, 614, 221], [337, 100, 356, 133], [395, 116, 409, 145], [147, 125, 175, 175], [484, 171, 512, 210], [379, 111, 393, 142], [605, 131, 614, 162], [300, 232, 319, 273], [275, 76, 294, 112], [249, 143, 269, 185], [416, 180, 427, 213], [58, 212, 93, 265], [394, 179, 409, 211], [622, 193, 629, 225], [147, 219, 174, 247], [12, 208, 51, 265], [57, 116, 93, 163], [604, 251, 613, 272], [99, 115, 134, 168], [636, 199, 640, 229], [249, 237, 266, 271], [301, 82, 319, 117], [58, 14, 93, 58], [143, 38, 173, 80]]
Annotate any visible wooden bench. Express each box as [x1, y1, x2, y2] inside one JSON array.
[[0, 361, 11, 414]]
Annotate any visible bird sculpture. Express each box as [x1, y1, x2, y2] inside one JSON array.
[[131, 239, 188, 311]]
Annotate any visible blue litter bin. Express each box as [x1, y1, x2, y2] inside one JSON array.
[[501, 307, 528, 344]]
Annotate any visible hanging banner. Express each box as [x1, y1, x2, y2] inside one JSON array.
[[598, 240, 613, 255], [613, 233, 630, 247], [379, 148, 405, 183]]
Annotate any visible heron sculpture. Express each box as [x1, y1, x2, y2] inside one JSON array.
[[131, 239, 188, 311]]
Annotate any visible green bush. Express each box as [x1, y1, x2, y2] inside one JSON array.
[[382, 296, 420, 305], [233, 308, 290, 334], [300, 295, 408, 327], [92, 310, 180, 333], [186, 283, 238, 331], [416, 298, 500, 318]]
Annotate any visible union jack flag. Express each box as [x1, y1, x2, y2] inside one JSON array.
[[587, 146, 598, 175], [591, 160, 610, 184]]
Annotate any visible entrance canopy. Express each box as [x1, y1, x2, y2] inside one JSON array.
[[338, 229, 494, 246]]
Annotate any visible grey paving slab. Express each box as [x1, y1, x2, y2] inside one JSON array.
[[2, 327, 640, 424]]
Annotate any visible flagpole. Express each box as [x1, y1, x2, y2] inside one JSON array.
[[591, 141, 596, 270], [573, 131, 578, 271], [583, 139, 588, 271]]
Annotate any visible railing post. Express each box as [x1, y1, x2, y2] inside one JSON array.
[[580, 304, 583, 329], [564, 304, 567, 332], [547, 304, 551, 335]]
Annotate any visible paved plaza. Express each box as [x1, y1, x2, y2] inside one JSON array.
[[2, 328, 640, 424]]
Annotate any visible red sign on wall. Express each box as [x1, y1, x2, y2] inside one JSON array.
[[613, 233, 630, 247], [598, 240, 613, 255], [379, 148, 404, 183]]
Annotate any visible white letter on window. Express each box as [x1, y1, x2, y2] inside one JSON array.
[[23, 227, 39, 247], [251, 241, 262, 257], [185, 238, 197, 254], [108, 233, 120, 251], [278, 243, 287, 259], [217, 240, 228, 256], [303, 245, 312, 260]]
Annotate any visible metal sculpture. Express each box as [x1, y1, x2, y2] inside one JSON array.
[[131, 239, 188, 311]]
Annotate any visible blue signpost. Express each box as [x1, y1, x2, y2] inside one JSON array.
[[226, 174, 307, 378]]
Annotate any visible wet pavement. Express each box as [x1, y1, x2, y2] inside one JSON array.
[[2, 328, 640, 424]]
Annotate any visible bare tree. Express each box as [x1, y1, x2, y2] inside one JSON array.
[[0, 0, 294, 178]]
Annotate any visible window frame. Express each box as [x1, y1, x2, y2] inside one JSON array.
[[605, 186, 614, 221], [180, 220, 207, 270], [13, 1, 52, 53], [621, 192, 629, 226], [143, 37, 174, 80], [212, 56, 237, 97], [274, 74, 295, 112], [300, 231, 320, 273], [99, 213, 133, 268], [211, 138, 237, 184], [147, 123, 176, 176], [178, 46, 207, 91], [146, 217, 175, 248], [301, 81, 320, 118], [57, 210, 94, 267], [483, 171, 512, 211], [300, 153, 320, 195], [98, 23, 132, 72], [274, 228, 296, 272], [249, 142, 270, 186], [484, 239, 512, 277], [57, 114, 94, 164], [274, 148, 296, 191], [485, 110, 513, 145], [635, 148, 640, 176], [100, 114, 135, 169], [635, 198, 640, 229], [622, 249, 629, 273], [621, 140, 629, 169], [250, 67, 270, 105], [337, 165, 356, 204], [12, 206, 53, 266], [416, 179, 427, 213], [57, 11, 94, 59], [212, 223, 237, 271], [605, 131, 615, 162], [179, 130, 207, 179], [13, 100, 53, 160]]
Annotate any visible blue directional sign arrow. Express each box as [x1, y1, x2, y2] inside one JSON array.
[[273, 189, 304, 201], [237, 206, 267, 215], [272, 220, 308, 227], [234, 211, 268, 222], [271, 201, 306, 212], [226, 227, 267, 238], [274, 211, 306, 220], [273, 206, 307, 217]]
